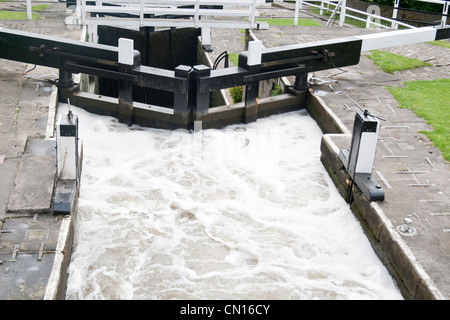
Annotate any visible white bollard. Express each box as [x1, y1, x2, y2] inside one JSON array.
[[347, 110, 380, 179], [56, 112, 79, 181], [339, 109, 384, 201]]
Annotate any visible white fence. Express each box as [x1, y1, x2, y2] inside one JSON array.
[[292, 0, 416, 28], [392, 0, 448, 28], [75, 0, 264, 29], [286, 0, 449, 29]]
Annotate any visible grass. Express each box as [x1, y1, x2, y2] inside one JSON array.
[[387, 79, 450, 161], [311, 7, 367, 28], [428, 40, 450, 49], [0, 4, 48, 20], [32, 4, 49, 12], [0, 11, 40, 20], [271, 84, 283, 96], [228, 53, 239, 67], [257, 18, 322, 27], [367, 50, 432, 74]]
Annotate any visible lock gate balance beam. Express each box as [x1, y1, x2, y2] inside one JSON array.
[[1, 25, 449, 130]]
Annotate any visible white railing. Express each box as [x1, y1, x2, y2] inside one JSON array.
[[293, 0, 416, 29], [77, 0, 262, 29], [392, 0, 448, 28], [26, 0, 32, 20]]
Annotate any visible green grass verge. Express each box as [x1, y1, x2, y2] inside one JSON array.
[[228, 53, 239, 67], [257, 18, 322, 27], [427, 40, 450, 49], [387, 79, 450, 161], [0, 11, 40, 20], [367, 50, 432, 74], [311, 8, 366, 28], [0, 5, 48, 20], [32, 4, 49, 12]]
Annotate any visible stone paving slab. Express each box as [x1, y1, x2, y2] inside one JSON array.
[[0, 212, 64, 300], [6, 154, 56, 214], [0, 252, 56, 300], [0, 213, 62, 254], [0, 159, 18, 221]]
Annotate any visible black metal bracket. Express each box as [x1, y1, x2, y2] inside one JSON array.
[[339, 149, 385, 202]]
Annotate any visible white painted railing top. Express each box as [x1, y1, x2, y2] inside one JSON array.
[[293, 0, 416, 29], [291, 0, 447, 29], [78, 0, 265, 29], [393, 0, 448, 27]]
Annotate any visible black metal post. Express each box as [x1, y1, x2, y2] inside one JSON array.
[[192, 65, 211, 122], [118, 64, 134, 126], [288, 72, 308, 95], [173, 65, 192, 127], [244, 81, 259, 124], [58, 69, 75, 88], [57, 68, 79, 103]]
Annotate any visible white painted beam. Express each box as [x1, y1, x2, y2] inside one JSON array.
[[358, 27, 438, 52]]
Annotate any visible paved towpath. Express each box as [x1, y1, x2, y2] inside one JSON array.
[[0, 1, 82, 299]]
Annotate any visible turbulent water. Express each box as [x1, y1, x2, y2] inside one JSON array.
[[63, 105, 402, 300]]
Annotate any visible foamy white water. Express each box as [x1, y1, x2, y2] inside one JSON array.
[[64, 105, 403, 300]]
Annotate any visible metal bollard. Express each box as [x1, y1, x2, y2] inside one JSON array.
[[54, 109, 81, 214], [56, 111, 79, 181], [339, 109, 384, 202]]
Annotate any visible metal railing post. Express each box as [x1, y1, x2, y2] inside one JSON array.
[[81, 0, 86, 25], [250, 0, 257, 28], [194, 0, 200, 28], [294, 0, 300, 26], [140, 0, 144, 27], [340, 0, 346, 27], [392, 0, 400, 29], [442, 1, 448, 27], [27, 0, 32, 20]]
